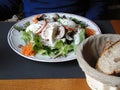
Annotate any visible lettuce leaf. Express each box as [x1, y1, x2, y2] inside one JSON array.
[[21, 31, 33, 43], [74, 29, 85, 51], [52, 40, 73, 58], [79, 29, 85, 43]]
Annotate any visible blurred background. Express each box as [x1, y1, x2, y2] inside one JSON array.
[[4, 0, 120, 21], [104, 0, 120, 19]]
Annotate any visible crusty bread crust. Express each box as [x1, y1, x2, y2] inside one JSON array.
[[101, 41, 114, 53], [96, 40, 120, 76]]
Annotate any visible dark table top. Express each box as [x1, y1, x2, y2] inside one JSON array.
[[0, 21, 115, 79]]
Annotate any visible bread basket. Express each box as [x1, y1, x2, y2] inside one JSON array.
[[76, 34, 120, 90]]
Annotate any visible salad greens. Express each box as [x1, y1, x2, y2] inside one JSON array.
[[21, 31, 74, 58], [14, 21, 30, 32], [14, 13, 91, 58]]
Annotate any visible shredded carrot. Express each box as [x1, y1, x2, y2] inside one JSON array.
[[33, 14, 42, 23], [21, 42, 35, 56], [86, 27, 96, 37], [33, 19, 38, 24]]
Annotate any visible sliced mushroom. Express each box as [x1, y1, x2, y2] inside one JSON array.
[[65, 31, 74, 41], [56, 26, 65, 39]]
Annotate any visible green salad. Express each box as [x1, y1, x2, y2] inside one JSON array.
[[14, 13, 94, 58]]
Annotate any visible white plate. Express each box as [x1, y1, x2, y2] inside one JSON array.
[[7, 13, 101, 62]]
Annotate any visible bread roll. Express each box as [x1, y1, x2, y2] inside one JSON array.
[[96, 40, 120, 76]]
